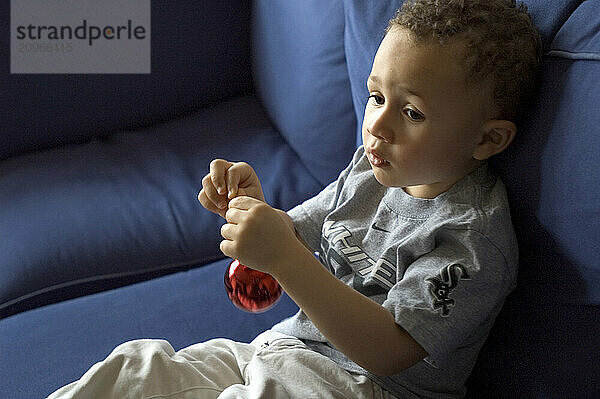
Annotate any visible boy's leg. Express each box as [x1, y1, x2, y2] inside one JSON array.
[[216, 330, 390, 399], [47, 333, 395, 399], [47, 338, 255, 399]]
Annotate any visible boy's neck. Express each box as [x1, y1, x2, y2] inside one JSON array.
[[402, 160, 484, 199]]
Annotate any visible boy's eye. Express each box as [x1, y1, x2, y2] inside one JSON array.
[[367, 94, 385, 105], [404, 107, 425, 122]]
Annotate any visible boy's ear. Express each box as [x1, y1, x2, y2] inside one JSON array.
[[473, 119, 517, 160]]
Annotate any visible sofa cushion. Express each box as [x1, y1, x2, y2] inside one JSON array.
[[0, 258, 299, 399], [520, 0, 585, 49], [488, 0, 600, 307], [342, 0, 403, 147], [0, 0, 253, 160], [0, 95, 323, 318], [548, 0, 600, 60], [252, 0, 357, 186], [469, 1, 600, 396], [342, 0, 598, 397]]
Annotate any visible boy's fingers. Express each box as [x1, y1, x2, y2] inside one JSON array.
[[228, 196, 262, 210], [225, 208, 244, 224], [198, 189, 227, 218], [219, 239, 234, 258], [226, 162, 254, 199], [220, 223, 236, 240], [202, 174, 228, 209], [197, 189, 216, 212], [209, 159, 232, 195], [225, 168, 240, 199]]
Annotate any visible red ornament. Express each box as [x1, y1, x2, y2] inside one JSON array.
[[224, 259, 283, 313]]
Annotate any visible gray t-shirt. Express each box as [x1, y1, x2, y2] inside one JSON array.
[[272, 146, 518, 398]]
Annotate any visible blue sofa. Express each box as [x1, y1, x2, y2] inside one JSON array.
[[1, 1, 598, 398]]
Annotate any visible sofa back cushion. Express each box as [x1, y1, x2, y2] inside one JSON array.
[[343, 0, 404, 147], [496, 0, 598, 305], [0, 1, 253, 160], [252, 0, 357, 186], [472, 2, 600, 395], [342, 0, 598, 397]]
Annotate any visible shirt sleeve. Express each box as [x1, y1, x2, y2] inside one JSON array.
[[382, 227, 516, 363], [287, 146, 364, 252]]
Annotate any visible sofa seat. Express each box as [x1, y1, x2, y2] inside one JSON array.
[[0, 258, 299, 399], [0, 95, 323, 319]]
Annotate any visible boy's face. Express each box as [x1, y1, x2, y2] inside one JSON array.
[[362, 28, 496, 198]]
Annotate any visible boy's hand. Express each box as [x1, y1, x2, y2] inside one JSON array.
[[198, 159, 265, 218], [220, 196, 301, 275]]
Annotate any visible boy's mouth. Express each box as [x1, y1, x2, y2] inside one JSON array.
[[366, 148, 390, 167]]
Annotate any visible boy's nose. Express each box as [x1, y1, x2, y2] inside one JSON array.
[[366, 112, 394, 143]]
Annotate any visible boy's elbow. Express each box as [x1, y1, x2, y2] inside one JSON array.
[[363, 363, 401, 377], [364, 361, 415, 377], [365, 327, 428, 376], [361, 348, 428, 376]]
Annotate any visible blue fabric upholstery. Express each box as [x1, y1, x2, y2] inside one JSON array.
[[0, 96, 322, 318], [549, 0, 600, 59], [469, 2, 600, 395], [0, 259, 299, 399], [0, 0, 252, 160], [342, 1, 599, 397], [342, 0, 403, 147], [491, 58, 600, 305], [1, 1, 598, 398], [521, 0, 585, 48], [252, 0, 357, 186]]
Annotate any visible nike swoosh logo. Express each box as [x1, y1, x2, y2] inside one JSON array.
[[371, 222, 390, 233]]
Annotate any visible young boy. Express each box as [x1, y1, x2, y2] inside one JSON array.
[[48, 1, 541, 398]]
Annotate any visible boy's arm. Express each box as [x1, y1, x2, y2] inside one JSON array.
[[222, 196, 427, 376], [275, 242, 428, 376], [275, 209, 312, 251]]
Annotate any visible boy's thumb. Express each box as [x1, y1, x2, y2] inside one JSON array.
[[226, 172, 239, 199]]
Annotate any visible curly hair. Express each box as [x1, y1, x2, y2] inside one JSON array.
[[387, 0, 542, 122]]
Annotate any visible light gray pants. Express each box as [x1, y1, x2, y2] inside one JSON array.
[[47, 330, 395, 399]]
